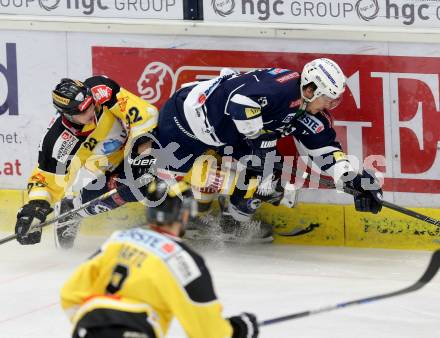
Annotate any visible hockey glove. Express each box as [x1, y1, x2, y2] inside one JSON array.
[[15, 200, 53, 245], [246, 132, 277, 170], [128, 148, 156, 181], [229, 312, 259, 338], [348, 169, 383, 214]]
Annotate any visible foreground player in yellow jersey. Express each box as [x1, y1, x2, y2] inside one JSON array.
[[14, 76, 159, 248], [60, 180, 259, 338]]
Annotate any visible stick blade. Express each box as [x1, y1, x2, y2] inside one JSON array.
[[418, 249, 440, 284]]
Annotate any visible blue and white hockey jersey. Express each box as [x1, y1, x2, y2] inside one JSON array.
[[157, 67, 353, 180], [181, 68, 304, 146]]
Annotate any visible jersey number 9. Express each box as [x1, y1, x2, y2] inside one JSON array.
[[106, 264, 129, 294]]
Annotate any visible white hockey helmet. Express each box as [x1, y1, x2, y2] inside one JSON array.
[[301, 58, 346, 108]]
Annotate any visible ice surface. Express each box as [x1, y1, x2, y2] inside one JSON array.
[[0, 230, 439, 338]]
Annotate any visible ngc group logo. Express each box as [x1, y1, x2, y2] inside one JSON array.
[[212, 0, 235, 17], [39, 0, 61, 11], [356, 0, 379, 21]]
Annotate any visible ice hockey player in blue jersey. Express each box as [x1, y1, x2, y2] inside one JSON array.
[[154, 58, 382, 241]]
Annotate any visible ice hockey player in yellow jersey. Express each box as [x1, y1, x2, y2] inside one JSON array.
[[60, 180, 259, 338], [14, 76, 159, 248]]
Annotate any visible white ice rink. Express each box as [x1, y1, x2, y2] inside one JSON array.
[[1, 231, 439, 338]]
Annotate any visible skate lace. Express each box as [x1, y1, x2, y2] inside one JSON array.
[[60, 219, 80, 238]]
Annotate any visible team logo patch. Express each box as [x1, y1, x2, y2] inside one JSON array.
[[167, 250, 202, 287], [52, 130, 79, 163], [245, 107, 261, 118], [91, 85, 113, 104], [276, 72, 300, 83], [117, 96, 129, 112]]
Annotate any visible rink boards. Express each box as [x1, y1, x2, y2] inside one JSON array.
[[1, 189, 439, 251]]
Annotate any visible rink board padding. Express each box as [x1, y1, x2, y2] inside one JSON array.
[[1, 190, 440, 250], [258, 203, 345, 246], [0, 190, 23, 233], [258, 203, 440, 250], [344, 206, 440, 250], [0, 190, 146, 236], [79, 202, 147, 236]]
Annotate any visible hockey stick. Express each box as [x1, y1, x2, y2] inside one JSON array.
[[272, 162, 440, 228], [259, 249, 440, 327], [306, 171, 440, 227], [0, 187, 123, 245], [0, 174, 153, 246]]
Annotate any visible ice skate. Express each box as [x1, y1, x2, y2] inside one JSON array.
[[54, 197, 82, 249]]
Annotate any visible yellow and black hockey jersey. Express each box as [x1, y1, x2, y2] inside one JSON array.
[[27, 76, 158, 204], [60, 227, 233, 338]]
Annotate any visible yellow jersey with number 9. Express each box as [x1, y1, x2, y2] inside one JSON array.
[[60, 227, 233, 338]]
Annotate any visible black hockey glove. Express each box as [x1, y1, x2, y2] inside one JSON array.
[[128, 136, 157, 181], [120, 137, 157, 202], [347, 169, 383, 214], [246, 132, 277, 170], [15, 200, 53, 245], [128, 151, 156, 181], [229, 312, 259, 338]]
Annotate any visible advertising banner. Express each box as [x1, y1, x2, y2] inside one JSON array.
[[0, 0, 182, 19], [204, 0, 440, 28], [0, 32, 66, 189], [92, 46, 440, 194]]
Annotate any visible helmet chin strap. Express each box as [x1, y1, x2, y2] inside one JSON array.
[[297, 101, 308, 116], [300, 89, 314, 114]]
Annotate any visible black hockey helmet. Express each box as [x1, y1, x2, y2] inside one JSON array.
[[52, 78, 93, 116], [146, 180, 196, 227]]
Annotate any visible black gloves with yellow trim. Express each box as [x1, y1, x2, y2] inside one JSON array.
[[15, 200, 53, 245]]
